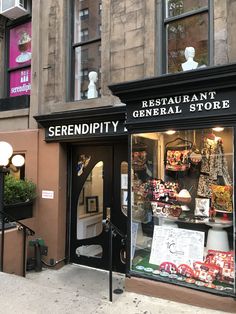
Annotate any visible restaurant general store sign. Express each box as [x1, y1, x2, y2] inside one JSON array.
[[127, 89, 236, 123]]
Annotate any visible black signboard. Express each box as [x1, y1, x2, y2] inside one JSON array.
[[35, 106, 127, 142], [126, 89, 236, 124]]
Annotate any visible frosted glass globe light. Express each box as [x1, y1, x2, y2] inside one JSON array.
[[12, 154, 25, 167], [0, 156, 9, 167], [0, 141, 13, 160]]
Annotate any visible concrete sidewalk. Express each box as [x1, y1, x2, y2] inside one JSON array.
[[0, 264, 229, 314]]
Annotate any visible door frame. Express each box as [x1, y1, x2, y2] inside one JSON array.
[[67, 137, 128, 272]]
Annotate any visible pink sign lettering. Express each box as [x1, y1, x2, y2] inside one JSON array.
[[10, 68, 31, 97]]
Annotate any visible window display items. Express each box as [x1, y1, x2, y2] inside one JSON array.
[[132, 139, 147, 172], [87, 71, 98, 99], [194, 198, 210, 219], [197, 134, 232, 198], [176, 189, 192, 212], [131, 128, 234, 296], [206, 220, 232, 252], [165, 137, 192, 172], [181, 47, 198, 71], [211, 185, 233, 213]]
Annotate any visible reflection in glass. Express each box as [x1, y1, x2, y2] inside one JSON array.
[[167, 13, 208, 73], [73, 0, 101, 101], [166, 0, 207, 18], [77, 161, 104, 240], [121, 161, 128, 216], [74, 43, 101, 100], [74, 0, 101, 43], [76, 245, 103, 258]]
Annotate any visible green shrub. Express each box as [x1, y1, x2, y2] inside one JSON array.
[[4, 174, 36, 205]]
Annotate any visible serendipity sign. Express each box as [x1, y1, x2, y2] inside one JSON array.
[[45, 120, 127, 141], [127, 89, 236, 123]]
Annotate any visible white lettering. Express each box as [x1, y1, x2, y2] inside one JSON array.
[[55, 126, 61, 136], [204, 102, 213, 111], [189, 104, 196, 112], [48, 126, 55, 137], [82, 124, 89, 134], [104, 121, 110, 133], [183, 95, 190, 103], [93, 122, 100, 133], [142, 101, 148, 108], [222, 100, 230, 109], [209, 91, 216, 99], [61, 125, 67, 136], [112, 121, 119, 132]]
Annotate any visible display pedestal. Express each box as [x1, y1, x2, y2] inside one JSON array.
[[206, 220, 232, 251]]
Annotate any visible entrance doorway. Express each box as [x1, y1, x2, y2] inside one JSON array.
[[70, 142, 128, 273]]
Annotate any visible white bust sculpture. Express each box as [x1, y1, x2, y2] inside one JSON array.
[[87, 71, 98, 99], [181, 47, 198, 71]]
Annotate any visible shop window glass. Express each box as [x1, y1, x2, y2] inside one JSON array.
[[74, 43, 101, 100], [8, 21, 32, 97], [77, 161, 104, 241], [166, 0, 207, 18], [73, 0, 101, 100], [163, 0, 209, 73], [121, 161, 128, 216], [131, 128, 235, 297]]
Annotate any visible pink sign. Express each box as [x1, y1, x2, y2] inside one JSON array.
[[10, 68, 31, 97], [9, 21, 32, 69]]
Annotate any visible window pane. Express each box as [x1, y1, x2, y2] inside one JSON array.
[[9, 21, 32, 69], [74, 0, 101, 43], [166, 0, 208, 18], [121, 161, 128, 216], [74, 43, 101, 100], [131, 128, 235, 296], [77, 161, 104, 240], [167, 13, 208, 73]]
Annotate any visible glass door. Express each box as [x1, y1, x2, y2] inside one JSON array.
[[70, 143, 128, 272]]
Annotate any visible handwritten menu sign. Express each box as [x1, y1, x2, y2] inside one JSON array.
[[149, 226, 205, 267]]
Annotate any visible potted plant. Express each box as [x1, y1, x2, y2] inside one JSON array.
[[3, 174, 36, 221]]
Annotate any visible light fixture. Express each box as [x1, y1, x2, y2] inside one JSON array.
[[165, 130, 176, 135], [0, 141, 13, 165], [12, 155, 25, 167], [212, 127, 224, 132]]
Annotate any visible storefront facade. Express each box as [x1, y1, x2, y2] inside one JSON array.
[[110, 63, 236, 312], [36, 106, 129, 273]]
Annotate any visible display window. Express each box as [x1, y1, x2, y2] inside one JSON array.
[[131, 127, 235, 296]]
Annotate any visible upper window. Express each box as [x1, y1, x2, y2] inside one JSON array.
[[8, 21, 32, 97], [73, 0, 101, 101], [163, 0, 209, 74]]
